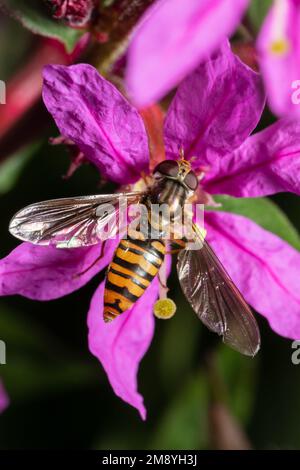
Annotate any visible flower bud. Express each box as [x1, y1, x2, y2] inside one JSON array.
[[45, 0, 97, 28]]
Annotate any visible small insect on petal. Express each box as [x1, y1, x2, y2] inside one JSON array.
[[154, 298, 176, 320]]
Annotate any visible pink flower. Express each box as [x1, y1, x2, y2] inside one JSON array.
[[1, 42, 300, 419], [257, 0, 300, 117], [126, 0, 250, 107], [0, 381, 9, 414], [126, 0, 300, 118]]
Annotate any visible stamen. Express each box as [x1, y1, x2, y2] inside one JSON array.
[[154, 250, 176, 319], [269, 39, 290, 55], [154, 298, 177, 320], [269, 0, 290, 56], [157, 251, 169, 299]]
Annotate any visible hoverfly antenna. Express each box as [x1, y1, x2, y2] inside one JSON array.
[[178, 147, 190, 166], [178, 147, 197, 166], [179, 147, 185, 160]]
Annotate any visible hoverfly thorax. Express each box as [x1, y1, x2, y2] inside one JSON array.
[[151, 158, 198, 216]]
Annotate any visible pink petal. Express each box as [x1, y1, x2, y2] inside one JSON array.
[[205, 211, 300, 340], [258, 0, 300, 117], [205, 118, 300, 197], [88, 282, 155, 419], [88, 255, 172, 419], [126, 0, 250, 107], [0, 381, 9, 413], [0, 240, 117, 300], [43, 64, 149, 184], [164, 41, 265, 164]]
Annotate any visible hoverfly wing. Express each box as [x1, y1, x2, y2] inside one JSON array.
[[9, 192, 143, 248], [177, 226, 260, 357]]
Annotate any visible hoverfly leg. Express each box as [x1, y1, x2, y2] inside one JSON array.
[[165, 247, 184, 255], [74, 241, 106, 278], [165, 237, 187, 255], [165, 249, 182, 255]]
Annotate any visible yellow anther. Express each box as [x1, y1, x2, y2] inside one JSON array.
[[269, 39, 290, 55], [154, 298, 176, 320]]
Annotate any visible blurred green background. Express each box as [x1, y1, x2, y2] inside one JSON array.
[[1, 3, 300, 450]]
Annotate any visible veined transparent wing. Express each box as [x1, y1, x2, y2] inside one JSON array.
[[177, 224, 260, 356], [9, 192, 143, 248]]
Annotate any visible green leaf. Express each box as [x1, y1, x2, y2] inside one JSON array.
[[1, 0, 83, 52], [211, 196, 300, 251], [151, 371, 209, 450], [248, 0, 273, 32], [0, 141, 41, 195]]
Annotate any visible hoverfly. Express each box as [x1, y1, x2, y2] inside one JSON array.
[[9, 152, 260, 357]]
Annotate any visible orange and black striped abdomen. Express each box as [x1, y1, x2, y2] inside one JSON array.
[[104, 238, 165, 322]]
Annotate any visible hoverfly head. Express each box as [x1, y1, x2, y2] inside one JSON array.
[[153, 153, 198, 192]]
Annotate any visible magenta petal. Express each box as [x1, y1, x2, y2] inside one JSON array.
[[258, 0, 300, 117], [0, 241, 117, 300], [0, 381, 9, 413], [88, 280, 159, 419], [126, 0, 250, 107], [43, 64, 149, 184], [205, 211, 300, 340], [164, 41, 265, 164], [205, 118, 300, 197], [88, 254, 171, 419]]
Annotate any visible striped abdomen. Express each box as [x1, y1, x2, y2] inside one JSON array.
[[104, 238, 165, 322]]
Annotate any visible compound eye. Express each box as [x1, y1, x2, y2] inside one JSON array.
[[184, 171, 198, 190], [153, 160, 179, 177]]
